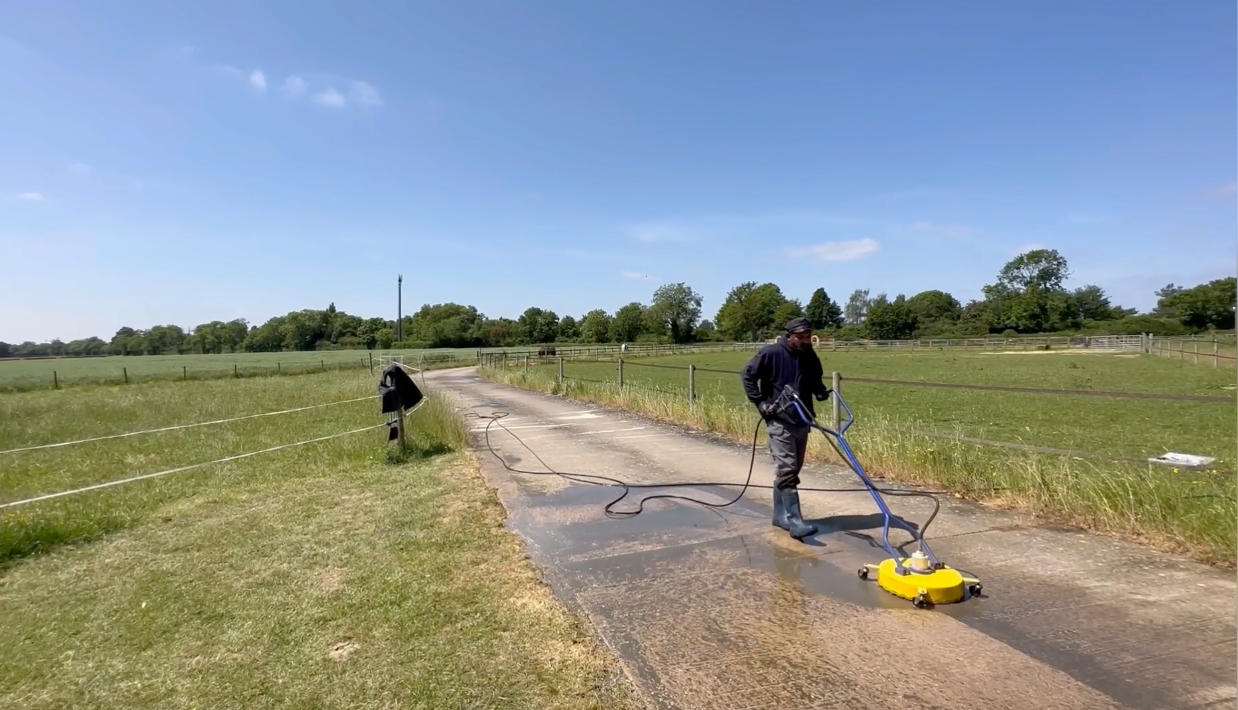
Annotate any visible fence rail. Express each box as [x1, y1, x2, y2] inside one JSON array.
[[493, 355, 1236, 406]]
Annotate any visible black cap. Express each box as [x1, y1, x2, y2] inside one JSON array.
[[785, 317, 811, 334]]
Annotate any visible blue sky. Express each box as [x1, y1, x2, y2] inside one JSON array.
[[2, 1, 1234, 342]]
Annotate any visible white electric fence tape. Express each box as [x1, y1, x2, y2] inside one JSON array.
[[0, 395, 378, 456], [0, 423, 385, 510]]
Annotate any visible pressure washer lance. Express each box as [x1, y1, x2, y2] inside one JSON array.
[[774, 384, 984, 607]]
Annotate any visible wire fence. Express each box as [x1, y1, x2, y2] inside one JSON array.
[[492, 354, 1236, 471], [0, 375, 436, 507], [555, 357, 1236, 405]]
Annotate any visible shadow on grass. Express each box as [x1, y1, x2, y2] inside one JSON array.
[[382, 442, 455, 465]]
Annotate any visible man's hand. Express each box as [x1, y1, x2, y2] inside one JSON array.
[[757, 400, 776, 419], [814, 388, 832, 402]]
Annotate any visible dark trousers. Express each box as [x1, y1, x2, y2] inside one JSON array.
[[767, 418, 809, 490]]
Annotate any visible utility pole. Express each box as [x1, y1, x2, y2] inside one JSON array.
[[396, 274, 403, 343]]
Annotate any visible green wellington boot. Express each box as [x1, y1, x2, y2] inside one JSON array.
[[782, 487, 817, 540], [772, 488, 790, 531]]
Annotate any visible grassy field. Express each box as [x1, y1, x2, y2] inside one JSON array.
[[0, 371, 633, 708], [481, 350, 1236, 565], [560, 349, 1238, 466], [0, 349, 486, 393]]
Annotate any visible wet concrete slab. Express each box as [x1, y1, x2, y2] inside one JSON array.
[[429, 369, 1238, 710]]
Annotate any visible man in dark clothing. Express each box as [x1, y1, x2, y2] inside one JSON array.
[[740, 317, 832, 540]]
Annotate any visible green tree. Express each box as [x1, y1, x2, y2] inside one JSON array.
[[714, 282, 789, 341], [376, 327, 395, 349], [243, 318, 285, 352], [517, 307, 559, 345], [772, 299, 804, 331], [997, 248, 1069, 292], [1072, 285, 1115, 322], [611, 302, 648, 343], [1159, 277, 1237, 330], [648, 282, 703, 343], [805, 288, 843, 330], [1152, 283, 1186, 317], [865, 297, 918, 340], [905, 290, 961, 330], [557, 315, 580, 341], [482, 318, 519, 348], [578, 310, 612, 343], [843, 289, 871, 325], [981, 248, 1076, 333]]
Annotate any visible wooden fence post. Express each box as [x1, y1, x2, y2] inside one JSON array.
[[832, 371, 841, 431], [53, 370, 58, 390], [558, 356, 564, 381], [183, 366, 187, 381], [369, 352, 374, 373], [689, 364, 696, 402], [234, 364, 239, 378], [1214, 341, 1219, 368], [618, 358, 625, 388], [321, 360, 326, 372], [396, 406, 407, 451], [1194, 341, 1199, 364], [123, 367, 128, 384]]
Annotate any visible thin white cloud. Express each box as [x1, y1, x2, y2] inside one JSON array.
[[875, 187, 955, 202], [312, 88, 347, 108], [784, 238, 878, 262], [215, 65, 245, 78], [910, 221, 973, 238], [348, 81, 383, 107], [282, 75, 308, 98], [1007, 243, 1046, 257], [249, 70, 267, 93], [17, 192, 45, 202], [621, 271, 656, 281], [631, 221, 697, 243], [1205, 181, 1237, 197], [1065, 213, 1116, 225], [68, 163, 92, 176]]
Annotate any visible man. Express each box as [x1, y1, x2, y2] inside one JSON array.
[[740, 317, 832, 540]]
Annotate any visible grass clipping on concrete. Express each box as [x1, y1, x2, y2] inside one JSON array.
[[480, 365, 1236, 568], [0, 374, 633, 709]]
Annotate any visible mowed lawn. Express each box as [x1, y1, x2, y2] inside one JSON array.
[[560, 350, 1238, 466], [0, 371, 632, 708]]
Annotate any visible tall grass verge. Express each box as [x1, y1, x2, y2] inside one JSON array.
[[480, 366, 1236, 566]]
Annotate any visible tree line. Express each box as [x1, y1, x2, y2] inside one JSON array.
[[1, 249, 1233, 358]]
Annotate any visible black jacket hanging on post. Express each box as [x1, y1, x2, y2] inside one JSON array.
[[378, 363, 424, 414]]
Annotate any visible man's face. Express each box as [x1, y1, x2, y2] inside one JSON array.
[[787, 331, 812, 350]]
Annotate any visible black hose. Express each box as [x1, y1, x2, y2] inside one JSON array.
[[465, 411, 949, 539]]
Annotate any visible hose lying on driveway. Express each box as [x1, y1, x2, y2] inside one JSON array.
[[465, 411, 949, 541]]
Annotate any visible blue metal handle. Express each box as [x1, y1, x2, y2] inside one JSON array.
[[802, 391, 938, 575]]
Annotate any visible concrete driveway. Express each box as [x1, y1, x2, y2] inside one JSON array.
[[429, 368, 1236, 710]]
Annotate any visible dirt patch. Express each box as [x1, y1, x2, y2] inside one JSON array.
[[977, 349, 1138, 357], [329, 640, 359, 662], [317, 568, 347, 594]]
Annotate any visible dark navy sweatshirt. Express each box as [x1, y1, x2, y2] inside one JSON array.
[[739, 337, 829, 421]]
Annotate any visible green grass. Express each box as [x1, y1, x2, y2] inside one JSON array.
[[481, 360, 1237, 566], [558, 349, 1238, 466], [0, 349, 482, 393], [0, 370, 633, 708]]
